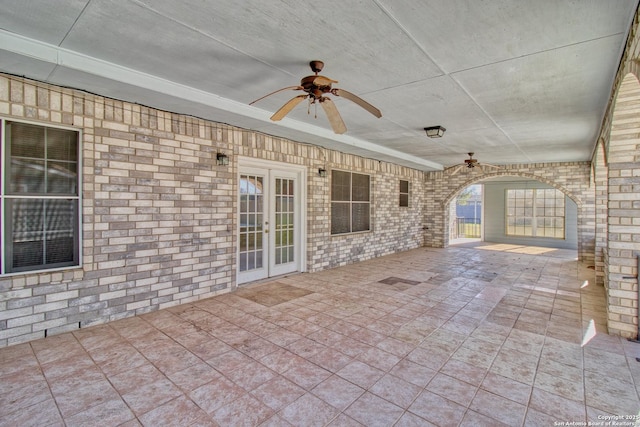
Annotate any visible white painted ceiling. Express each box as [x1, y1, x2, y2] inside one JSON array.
[[0, 0, 637, 171]]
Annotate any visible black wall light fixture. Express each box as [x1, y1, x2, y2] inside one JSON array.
[[216, 153, 229, 165], [424, 126, 446, 138]]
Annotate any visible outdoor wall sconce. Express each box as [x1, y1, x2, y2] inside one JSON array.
[[318, 168, 327, 177], [216, 153, 229, 166], [424, 126, 446, 138]]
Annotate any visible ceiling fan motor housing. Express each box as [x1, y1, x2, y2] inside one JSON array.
[[301, 75, 331, 97], [309, 60, 324, 73]]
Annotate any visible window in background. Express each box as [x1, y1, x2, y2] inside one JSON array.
[[399, 180, 409, 207], [506, 188, 565, 238]]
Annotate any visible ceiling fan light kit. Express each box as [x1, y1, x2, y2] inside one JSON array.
[[250, 60, 382, 134], [424, 126, 446, 138]]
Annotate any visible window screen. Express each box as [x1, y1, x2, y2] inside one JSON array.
[[331, 170, 370, 234], [2, 121, 80, 274]]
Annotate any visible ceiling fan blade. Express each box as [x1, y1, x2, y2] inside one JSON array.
[[332, 88, 382, 118], [313, 76, 337, 86], [271, 95, 308, 121], [249, 86, 303, 105], [320, 98, 347, 134]]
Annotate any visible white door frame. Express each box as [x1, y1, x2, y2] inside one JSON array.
[[237, 157, 307, 284]]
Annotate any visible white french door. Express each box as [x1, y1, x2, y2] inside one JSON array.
[[237, 159, 306, 284]]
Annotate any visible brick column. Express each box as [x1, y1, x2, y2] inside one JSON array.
[[605, 73, 640, 338], [593, 141, 608, 286]]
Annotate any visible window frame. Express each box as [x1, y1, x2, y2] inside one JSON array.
[[1, 118, 82, 275], [399, 179, 410, 207], [330, 169, 371, 235], [505, 188, 565, 239]]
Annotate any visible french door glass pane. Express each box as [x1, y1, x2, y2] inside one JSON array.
[[239, 175, 264, 272], [275, 178, 294, 266]]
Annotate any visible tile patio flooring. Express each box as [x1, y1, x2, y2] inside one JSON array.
[[2, 243, 640, 426]]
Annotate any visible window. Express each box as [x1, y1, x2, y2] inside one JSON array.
[[506, 188, 565, 238], [2, 120, 80, 274], [331, 170, 370, 234], [399, 180, 409, 207]]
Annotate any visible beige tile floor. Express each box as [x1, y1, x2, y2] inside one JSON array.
[[2, 243, 640, 426]]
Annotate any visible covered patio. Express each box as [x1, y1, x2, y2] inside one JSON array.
[[1, 243, 638, 426]]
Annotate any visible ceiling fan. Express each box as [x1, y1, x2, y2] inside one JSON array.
[[445, 152, 501, 175], [249, 60, 382, 134]]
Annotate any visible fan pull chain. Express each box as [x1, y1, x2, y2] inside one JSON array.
[[307, 99, 318, 118]]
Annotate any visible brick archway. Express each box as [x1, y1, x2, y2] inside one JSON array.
[[442, 171, 584, 209], [423, 162, 595, 263]]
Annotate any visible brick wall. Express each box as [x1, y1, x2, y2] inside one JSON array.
[[0, 74, 425, 347], [316, 159, 425, 270], [233, 131, 426, 271]]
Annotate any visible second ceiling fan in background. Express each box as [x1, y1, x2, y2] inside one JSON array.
[[446, 153, 500, 175]]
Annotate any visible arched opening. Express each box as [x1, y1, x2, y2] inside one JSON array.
[[450, 184, 482, 244], [440, 171, 585, 253], [445, 175, 580, 252]]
